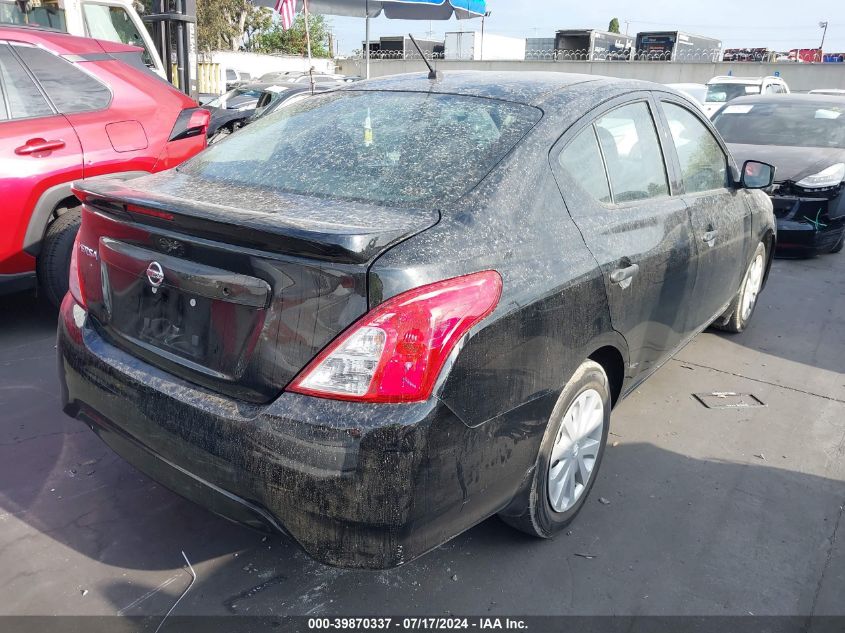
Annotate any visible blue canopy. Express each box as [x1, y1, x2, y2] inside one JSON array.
[[293, 0, 487, 20]]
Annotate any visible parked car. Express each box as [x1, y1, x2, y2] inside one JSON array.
[[702, 75, 790, 117], [809, 89, 845, 96], [59, 72, 775, 569], [0, 0, 167, 77], [205, 82, 272, 143], [245, 83, 334, 125], [259, 70, 356, 85], [713, 94, 845, 256], [289, 73, 352, 85], [224, 68, 242, 90], [208, 82, 340, 143], [258, 70, 301, 82], [0, 26, 209, 305]]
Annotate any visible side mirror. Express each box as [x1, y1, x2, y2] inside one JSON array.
[[740, 160, 776, 189]]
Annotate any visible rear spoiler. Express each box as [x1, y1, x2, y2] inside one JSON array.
[[72, 176, 440, 265]]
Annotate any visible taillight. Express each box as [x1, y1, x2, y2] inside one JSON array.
[[68, 230, 86, 308], [288, 271, 502, 403], [168, 107, 210, 142]]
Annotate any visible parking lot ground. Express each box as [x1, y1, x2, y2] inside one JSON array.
[[0, 255, 843, 619]]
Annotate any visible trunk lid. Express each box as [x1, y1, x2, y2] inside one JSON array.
[[74, 172, 439, 403]]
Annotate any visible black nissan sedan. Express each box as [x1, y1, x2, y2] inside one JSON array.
[[59, 72, 776, 569], [713, 94, 845, 256]]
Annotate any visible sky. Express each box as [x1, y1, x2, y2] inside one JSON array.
[[322, 0, 844, 56]]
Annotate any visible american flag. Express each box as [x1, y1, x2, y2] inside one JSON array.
[[274, 0, 297, 30]]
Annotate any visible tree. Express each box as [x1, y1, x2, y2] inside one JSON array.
[[608, 18, 620, 34], [253, 13, 332, 57], [196, 0, 271, 52]]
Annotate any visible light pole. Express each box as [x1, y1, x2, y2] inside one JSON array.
[[479, 11, 491, 61], [819, 21, 828, 61]]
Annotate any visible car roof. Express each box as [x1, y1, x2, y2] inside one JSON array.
[[725, 93, 845, 105], [236, 81, 298, 90], [707, 76, 782, 85], [340, 71, 649, 106], [0, 25, 113, 55], [264, 83, 327, 94]]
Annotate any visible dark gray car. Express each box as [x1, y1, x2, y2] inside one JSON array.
[[60, 72, 775, 568], [713, 94, 845, 255]]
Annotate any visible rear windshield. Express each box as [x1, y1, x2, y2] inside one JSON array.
[[713, 102, 845, 148], [706, 83, 760, 103], [179, 91, 541, 205]]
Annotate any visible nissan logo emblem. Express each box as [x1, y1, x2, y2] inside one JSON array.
[[146, 261, 164, 288]]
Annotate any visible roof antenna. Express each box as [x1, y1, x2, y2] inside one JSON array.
[[408, 33, 441, 80]]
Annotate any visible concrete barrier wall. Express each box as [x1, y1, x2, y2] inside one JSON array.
[[336, 59, 845, 92]]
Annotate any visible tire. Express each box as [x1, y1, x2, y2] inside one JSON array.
[[830, 233, 844, 254], [713, 241, 766, 334], [36, 207, 81, 309], [208, 126, 231, 144], [500, 360, 611, 538]]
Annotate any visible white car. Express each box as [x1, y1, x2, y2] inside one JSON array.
[[809, 89, 845, 96], [0, 0, 166, 78], [702, 76, 790, 117]]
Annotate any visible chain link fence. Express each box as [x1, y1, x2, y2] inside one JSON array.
[[348, 48, 844, 64]]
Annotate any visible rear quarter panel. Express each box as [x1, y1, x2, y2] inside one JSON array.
[[370, 93, 624, 430], [368, 94, 626, 521], [66, 59, 192, 177]]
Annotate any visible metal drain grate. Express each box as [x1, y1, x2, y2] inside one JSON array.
[[693, 392, 767, 409]]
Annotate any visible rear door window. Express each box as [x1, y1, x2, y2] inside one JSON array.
[[558, 126, 612, 203], [0, 44, 52, 119], [662, 102, 727, 193], [595, 102, 669, 202], [14, 45, 111, 113]]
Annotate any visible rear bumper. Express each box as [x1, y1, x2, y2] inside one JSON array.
[[57, 294, 546, 569]]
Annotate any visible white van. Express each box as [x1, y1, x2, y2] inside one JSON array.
[[0, 0, 165, 77], [702, 76, 790, 117]]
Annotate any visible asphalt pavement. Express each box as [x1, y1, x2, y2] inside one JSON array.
[[0, 254, 843, 621]]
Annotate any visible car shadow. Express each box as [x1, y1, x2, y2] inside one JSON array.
[[90, 441, 845, 619], [697, 255, 845, 379], [1, 259, 842, 618]]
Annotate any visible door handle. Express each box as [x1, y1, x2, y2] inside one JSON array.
[[702, 230, 718, 247], [610, 263, 640, 288], [15, 138, 66, 156]]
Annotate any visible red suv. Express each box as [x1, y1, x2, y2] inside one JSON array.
[[0, 26, 208, 306]]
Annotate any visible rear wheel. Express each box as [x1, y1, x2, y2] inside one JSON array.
[[500, 360, 610, 538], [830, 233, 844, 254], [36, 207, 81, 308], [713, 241, 766, 334]]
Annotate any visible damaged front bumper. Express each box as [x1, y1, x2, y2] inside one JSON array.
[[771, 184, 845, 256], [57, 294, 547, 569]]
